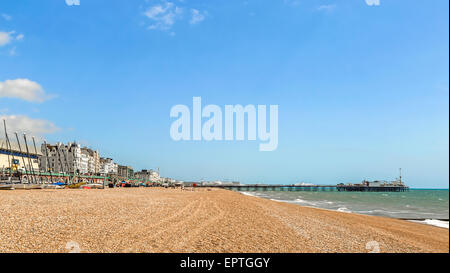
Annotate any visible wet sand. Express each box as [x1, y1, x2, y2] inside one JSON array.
[[0, 188, 448, 253]]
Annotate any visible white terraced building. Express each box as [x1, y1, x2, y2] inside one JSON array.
[[80, 149, 89, 174], [40, 142, 83, 174], [134, 169, 160, 181], [99, 157, 118, 175], [40, 142, 104, 175], [83, 148, 100, 174]]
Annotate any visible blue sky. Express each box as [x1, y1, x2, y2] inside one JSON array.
[[0, 0, 448, 188]]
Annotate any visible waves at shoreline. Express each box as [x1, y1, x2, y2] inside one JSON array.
[[240, 190, 449, 229], [409, 219, 449, 229]]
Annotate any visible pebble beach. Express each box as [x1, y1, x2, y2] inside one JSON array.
[[0, 188, 448, 253]]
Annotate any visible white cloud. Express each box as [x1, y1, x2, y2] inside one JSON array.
[[144, 2, 183, 31], [317, 4, 336, 12], [0, 115, 60, 139], [1, 14, 12, 21], [0, 31, 13, 46], [365, 0, 380, 6], [65, 0, 80, 6], [0, 31, 24, 47], [0, 79, 53, 103], [190, 9, 206, 25], [143, 1, 208, 31]]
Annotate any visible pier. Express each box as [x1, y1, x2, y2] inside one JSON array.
[[337, 185, 409, 192], [199, 184, 339, 192], [199, 184, 409, 192]]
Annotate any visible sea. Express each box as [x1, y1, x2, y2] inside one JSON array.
[[240, 189, 449, 229]]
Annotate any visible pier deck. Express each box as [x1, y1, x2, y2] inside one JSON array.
[[199, 184, 409, 192]]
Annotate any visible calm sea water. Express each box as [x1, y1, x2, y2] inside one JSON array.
[[240, 189, 449, 225]]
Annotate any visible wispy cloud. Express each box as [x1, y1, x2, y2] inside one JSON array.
[[317, 4, 336, 12], [16, 33, 24, 41], [143, 1, 207, 32], [0, 79, 54, 103], [190, 9, 206, 25], [365, 0, 380, 6], [8, 46, 17, 56], [144, 1, 183, 31], [1, 13, 12, 21], [65, 0, 80, 6]]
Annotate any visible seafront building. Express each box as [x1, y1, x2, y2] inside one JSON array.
[[40, 141, 147, 180], [41, 142, 105, 176], [40, 142, 83, 174], [0, 139, 41, 173], [99, 157, 118, 175], [80, 149, 89, 174], [82, 148, 100, 175], [118, 165, 134, 179], [1, 119, 172, 183], [2, 136, 176, 184], [134, 169, 160, 181]]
